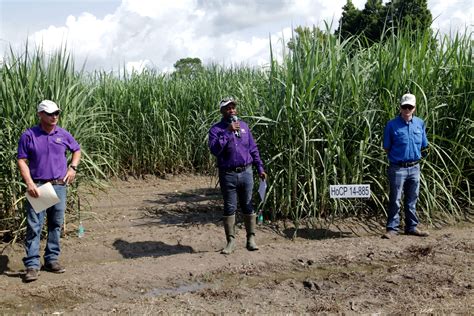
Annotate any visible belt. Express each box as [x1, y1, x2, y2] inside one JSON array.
[[33, 179, 66, 185], [393, 161, 420, 168], [223, 165, 251, 173]]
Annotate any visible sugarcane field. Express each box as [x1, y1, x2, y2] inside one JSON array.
[[0, 2, 473, 313]]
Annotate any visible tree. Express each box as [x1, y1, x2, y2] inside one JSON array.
[[335, 0, 433, 45], [173, 57, 203, 77], [360, 0, 385, 43], [387, 0, 432, 35], [336, 0, 362, 41]]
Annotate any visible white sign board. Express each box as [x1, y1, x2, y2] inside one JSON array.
[[330, 184, 370, 199]]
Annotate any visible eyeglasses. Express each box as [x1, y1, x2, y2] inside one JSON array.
[[44, 111, 61, 117], [400, 104, 415, 110]]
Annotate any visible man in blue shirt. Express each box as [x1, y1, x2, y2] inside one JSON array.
[[209, 97, 267, 254], [382, 93, 429, 239]]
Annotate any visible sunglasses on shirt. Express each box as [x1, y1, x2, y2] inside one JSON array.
[[44, 111, 61, 117], [400, 104, 415, 110]]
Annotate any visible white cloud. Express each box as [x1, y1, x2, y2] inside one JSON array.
[[31, 12, 117, 59], [6, 0, 471, 73], [430, 0, 473, 34], [121, 0, 196, 18], [125, 59, 153, 73], [24, 0, 331, 72]]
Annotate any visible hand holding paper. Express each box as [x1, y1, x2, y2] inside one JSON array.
[[26, 182, 60, 213]]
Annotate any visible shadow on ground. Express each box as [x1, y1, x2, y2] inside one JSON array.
[[283, 227, 353, 240], [113, 239, 194, 258], [144, 187, 222, 205], [0, 255, 9, 274], [139, 187, 223, 227], [0, 254, 25, 279]]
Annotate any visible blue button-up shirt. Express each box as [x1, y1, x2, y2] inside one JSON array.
[[383, 115, 428, 164], [208, 118, 265, 174]]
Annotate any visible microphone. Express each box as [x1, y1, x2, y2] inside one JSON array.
[[230, 115, 240, 138]]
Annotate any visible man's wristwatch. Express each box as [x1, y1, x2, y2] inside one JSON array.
[[70, 165, 78, 171]]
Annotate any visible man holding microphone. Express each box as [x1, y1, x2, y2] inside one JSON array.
[[208, 97, 267, 254]]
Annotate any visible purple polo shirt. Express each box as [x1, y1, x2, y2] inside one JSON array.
[[17, 125, 80, 181], [208, 118, 265, 174]]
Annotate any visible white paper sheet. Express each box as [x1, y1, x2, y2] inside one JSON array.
[[26, 182, 60, 213], [258, 180, 267, 201]]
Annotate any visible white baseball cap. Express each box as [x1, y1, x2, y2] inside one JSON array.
[[400, 94, 416, 106], [37, 100, 60, 113], [219, 97, 236, 108]]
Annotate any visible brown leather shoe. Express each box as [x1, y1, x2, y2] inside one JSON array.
[[24, 268, 39, 282], [381, 230, 398, 239], [43, 261, 66, 273], [406, 228, 429, 237]]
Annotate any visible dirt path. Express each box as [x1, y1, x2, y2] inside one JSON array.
[[1, 175, 472, 314]]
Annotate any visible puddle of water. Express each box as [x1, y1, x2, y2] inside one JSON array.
[[147, 281, 208, 297]]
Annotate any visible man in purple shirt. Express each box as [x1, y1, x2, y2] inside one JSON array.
[[17, 100, 81, 282], [209, 97, 267, 254]]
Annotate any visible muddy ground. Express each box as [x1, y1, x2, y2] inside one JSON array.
[[0, 174, 472, 314]]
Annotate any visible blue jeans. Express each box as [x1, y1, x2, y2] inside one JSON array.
[[219, 166, 254, 216], [23, 184, 67, 269], [387, 164, 420, 233]]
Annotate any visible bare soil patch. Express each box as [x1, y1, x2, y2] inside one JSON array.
[[1, 174, 472, 314]]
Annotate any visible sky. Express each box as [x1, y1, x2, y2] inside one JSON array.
[[0, 0, 472, 73]]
